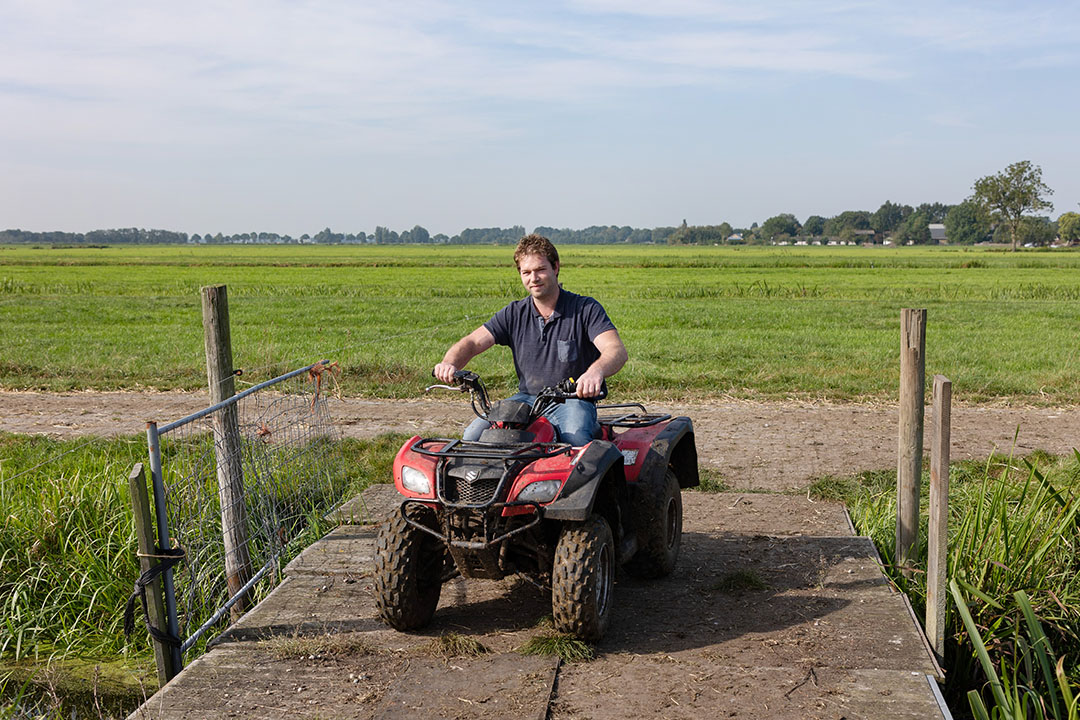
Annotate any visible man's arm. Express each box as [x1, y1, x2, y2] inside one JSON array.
[[433, 326, 496, 383], [575, 329, 628, 398]]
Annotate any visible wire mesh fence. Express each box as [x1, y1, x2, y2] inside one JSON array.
[[147, 360, 344, 660]]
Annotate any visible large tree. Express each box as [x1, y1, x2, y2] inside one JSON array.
[[915, 202, 950, 223], [823, 210, 871, 237], [871, 201, 912, 234], [802, 215, 826, 236], [944, 200, 992, 245], [1058, 212, 1080, 246], [971, 161, 1054, 250], [759, 213, 801, 242], [892, 211, 931, 245]]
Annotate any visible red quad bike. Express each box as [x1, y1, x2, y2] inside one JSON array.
[[373, 371, 698, 641]]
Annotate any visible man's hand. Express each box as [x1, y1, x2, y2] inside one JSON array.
[[574, 329, 627, 399], [575, 366, 605, 398], [433, 362, 459, 384]]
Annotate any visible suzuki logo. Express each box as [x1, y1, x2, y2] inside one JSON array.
[[465, 470, 480, 482]]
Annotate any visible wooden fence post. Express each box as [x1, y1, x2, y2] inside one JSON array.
[[201, 284, 252, 619], [128, 462, 178, 684], [926, 375, 951, 659], [897, 308, 926, 575]]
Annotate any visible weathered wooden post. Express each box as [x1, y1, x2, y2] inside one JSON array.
[[926, 375, 951, 659], [896, 308, 926, 575], [128, 462, 179, 683], [201, 284, 252, 618]]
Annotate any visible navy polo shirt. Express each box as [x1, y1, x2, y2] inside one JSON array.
[[484, 289, 617, 396]]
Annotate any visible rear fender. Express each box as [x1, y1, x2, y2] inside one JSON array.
[[542, 441, 625, 523], [636, 417, 699, 490]]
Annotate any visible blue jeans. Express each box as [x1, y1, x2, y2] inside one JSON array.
[[462, 392, 599, 446]]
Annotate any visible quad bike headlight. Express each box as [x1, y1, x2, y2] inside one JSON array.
[[400, 465, 432, 495], [517, 479, 562, 504]]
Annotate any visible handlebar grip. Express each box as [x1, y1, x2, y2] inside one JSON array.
[[431, 369, 477, 383]]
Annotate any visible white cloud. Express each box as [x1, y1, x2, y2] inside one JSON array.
[[1, 0, 1078, 233]]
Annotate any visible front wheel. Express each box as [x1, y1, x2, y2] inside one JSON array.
[[373, 507, 447, 630], [624, 468, 682, 579], [551, 514, 614, 641]]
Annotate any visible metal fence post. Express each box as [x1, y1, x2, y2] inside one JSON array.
[[201, 284, 253, 619], [926, 375, 951, 659], [897, 308, 926, 575], [128, 462, 178, 684], [146, 421, 183, 675]]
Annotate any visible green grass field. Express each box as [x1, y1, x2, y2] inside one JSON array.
[[1, 243, 1078, 403]]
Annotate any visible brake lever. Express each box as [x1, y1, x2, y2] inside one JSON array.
[[424, 384, 467, 393]]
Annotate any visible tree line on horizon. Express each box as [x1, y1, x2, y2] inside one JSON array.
[[4, 162, 1077, 250]]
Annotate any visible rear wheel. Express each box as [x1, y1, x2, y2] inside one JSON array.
[[625, 468, 682, 578], [551, 514, 614, 641], [373, 507, 447, 630]]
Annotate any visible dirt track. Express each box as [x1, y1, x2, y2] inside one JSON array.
[[3, 391, 1077, 491]]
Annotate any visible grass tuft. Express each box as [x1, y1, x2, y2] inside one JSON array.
[[517, 632, 594, 663], [706, 570, 769, 594], [423, 632, 488, 660], [806, 476, 858, 502], [261, 631, 377, 660], [697, 469, 729, 493]]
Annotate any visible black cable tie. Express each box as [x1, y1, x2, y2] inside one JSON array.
[[123, 546, 186, 648]]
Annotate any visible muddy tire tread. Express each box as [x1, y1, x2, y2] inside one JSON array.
[[372, 508, 444, 630], [551, 514, 613, 641]]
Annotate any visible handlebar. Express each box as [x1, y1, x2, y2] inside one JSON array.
[[425, 370, 605, 421], [427, 369, 491, 416]]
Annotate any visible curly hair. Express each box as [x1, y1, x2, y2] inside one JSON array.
[[513, 234, 559, 271]]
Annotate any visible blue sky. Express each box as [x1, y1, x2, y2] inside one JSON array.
[[1, 0, 1077, 237]]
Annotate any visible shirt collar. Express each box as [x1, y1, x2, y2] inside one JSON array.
[[532, 287, 565, 321]]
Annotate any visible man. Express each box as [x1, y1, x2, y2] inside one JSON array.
[[434, 234, 628, 446]]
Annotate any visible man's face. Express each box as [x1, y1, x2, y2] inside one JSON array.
[[518, 253, 559, 302]]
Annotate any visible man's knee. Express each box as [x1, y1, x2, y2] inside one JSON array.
[[462, 416, 490, 441], [558, 426, 596, 446], [551, 400, 598, 446]]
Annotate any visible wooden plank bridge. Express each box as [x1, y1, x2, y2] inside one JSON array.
[[129, 485, 950, 719]]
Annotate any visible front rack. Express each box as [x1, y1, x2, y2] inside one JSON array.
[[410, 437, 573, 463]]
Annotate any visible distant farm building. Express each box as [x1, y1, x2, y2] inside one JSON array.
[[929, 223, 947, 243]]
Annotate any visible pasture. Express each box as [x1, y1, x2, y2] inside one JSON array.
[[1, 243, 1078, 403]]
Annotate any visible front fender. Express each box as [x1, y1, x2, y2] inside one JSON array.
[[543, 441, 625, 522]]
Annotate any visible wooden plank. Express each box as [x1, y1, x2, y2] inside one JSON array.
[[926, 375, 952, 659], [201, 284, 252, 618], [897, 308, 926, 573], [128, 462, 178, 684]]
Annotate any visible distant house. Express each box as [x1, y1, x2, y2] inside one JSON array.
[[853, 229, 876, 243], [929, 223, 947, 243], [727, 233, 743, 243]]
